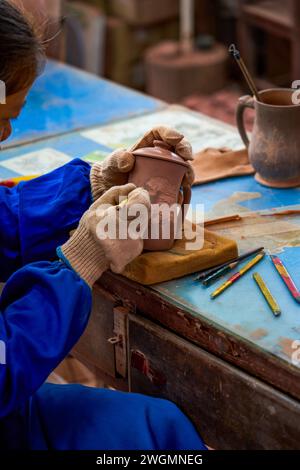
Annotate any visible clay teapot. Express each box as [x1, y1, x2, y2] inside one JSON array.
[[129, 140, 191, 251], [237, 88, 300, 188]]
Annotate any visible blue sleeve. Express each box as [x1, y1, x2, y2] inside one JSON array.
[[0, 159, 92, 282], [0, 261, 92, 418], [0, 185, 21, 281]]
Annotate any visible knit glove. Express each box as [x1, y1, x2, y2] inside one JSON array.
[[57, 184, 150, 287], [90, 126, 195, 201]]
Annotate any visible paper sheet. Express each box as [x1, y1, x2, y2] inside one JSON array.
[[81, 105, 243, 154], [0, 148, 72, 176]]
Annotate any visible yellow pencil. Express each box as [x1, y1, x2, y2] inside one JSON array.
[[253, 272, 281, 316], [211, 252, 265, 299], [0, 175, 39, 187], [11, 175, 39, 183]]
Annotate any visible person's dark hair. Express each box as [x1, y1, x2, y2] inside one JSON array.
[[0, 0, 45, 96]]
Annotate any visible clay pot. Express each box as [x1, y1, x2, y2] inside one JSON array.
[[237, 88, 300, 188], [130, 140, 191, 251]]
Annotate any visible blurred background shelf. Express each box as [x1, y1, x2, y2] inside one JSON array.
[[238, 0, 300, 86], [241, 0, 293, 33]]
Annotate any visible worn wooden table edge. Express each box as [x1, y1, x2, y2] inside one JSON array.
[[98, 272, 300, 402]]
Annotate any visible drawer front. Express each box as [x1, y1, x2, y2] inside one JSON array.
[[74, 286, 117, 377], [128, 314, 300, 450]]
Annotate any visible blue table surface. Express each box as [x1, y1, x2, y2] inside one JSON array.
[[3, 61, 163, 148], [158, 180, 300, 369], [1, 61, 300, 372]]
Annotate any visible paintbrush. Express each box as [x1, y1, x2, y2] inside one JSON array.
[[202, 246, 265, 286], [196, 246, 264, 281], [202, 261, 240, 286], [229, 44, 261, 102], [211, 252, 265, 299]]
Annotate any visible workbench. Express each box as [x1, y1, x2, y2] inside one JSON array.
[[1, 61, 300, 450]]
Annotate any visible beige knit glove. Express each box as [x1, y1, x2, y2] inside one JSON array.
[[90, 126, 195, 201], [57, 184, 151, 287]]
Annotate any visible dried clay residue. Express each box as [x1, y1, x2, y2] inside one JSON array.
[[278, 337, 295, 359], [250, 328, 268, 340]]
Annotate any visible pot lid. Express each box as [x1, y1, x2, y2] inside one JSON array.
[[132, 140, 189, 168]]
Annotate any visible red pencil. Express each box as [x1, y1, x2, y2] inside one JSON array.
[[270, 255, 300, 304]]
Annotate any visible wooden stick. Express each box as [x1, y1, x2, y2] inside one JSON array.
[[205, 209, 300, 226], [204, 214, 241, 226], [261, 210, 300, 217], [229, 44, 261, 102], [239, 57, 261, 102]]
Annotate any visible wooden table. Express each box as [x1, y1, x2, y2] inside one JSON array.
[[2, 61, 300, 450]]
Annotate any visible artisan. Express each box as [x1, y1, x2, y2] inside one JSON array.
[[0, 0, 206, 450]]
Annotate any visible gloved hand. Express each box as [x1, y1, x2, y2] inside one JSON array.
[[90, 126, 195, 201], [57, 184, 150, 287]]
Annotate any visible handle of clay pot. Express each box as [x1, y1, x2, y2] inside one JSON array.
[[181, 185, 192, 222], [236, 95, 254, 148]]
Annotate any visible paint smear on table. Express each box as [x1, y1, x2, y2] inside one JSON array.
[[205, 192, 300, 254]]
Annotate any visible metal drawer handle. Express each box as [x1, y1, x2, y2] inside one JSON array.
[[108, 335, 123, 346]]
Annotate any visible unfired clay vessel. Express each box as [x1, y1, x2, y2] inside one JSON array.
[[237, 88, 300, 188], [130, 140, 191, 251]]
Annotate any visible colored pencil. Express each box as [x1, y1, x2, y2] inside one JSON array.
[[202, 261, 240, 286], [0, 175, 39, 188], [196, 246, 264, 281], [270, 255, 300, 304], [211, 252, 265, 299], [253, 272, 281, 317]]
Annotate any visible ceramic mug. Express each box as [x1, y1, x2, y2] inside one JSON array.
[[237, 88, 300, 188]]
